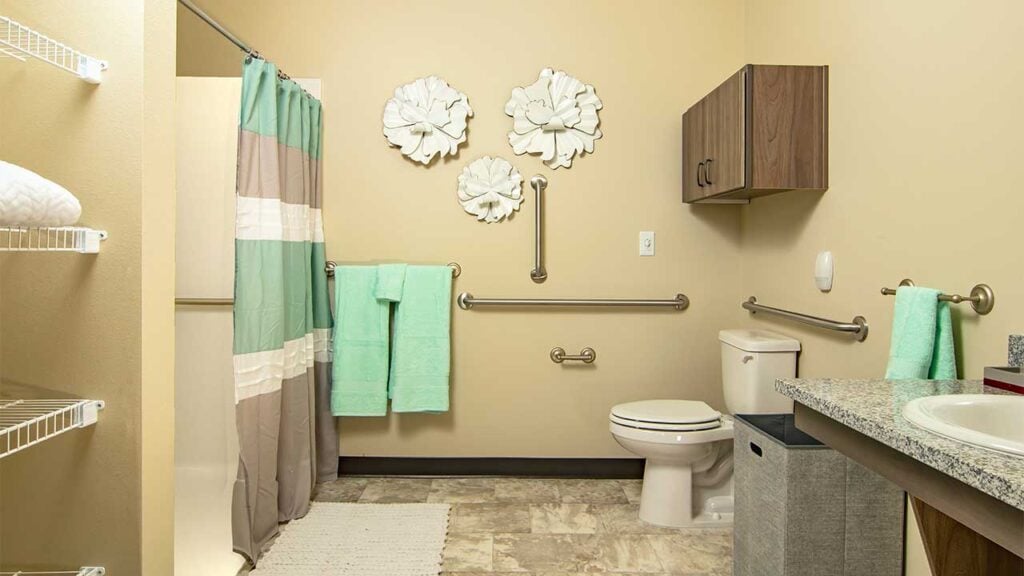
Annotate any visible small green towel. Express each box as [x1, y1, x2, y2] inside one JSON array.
[[375, 263, 407, 302], [390, 265, 452, 413], [331, 266, 390, 416], [885, 286, 956, 380]]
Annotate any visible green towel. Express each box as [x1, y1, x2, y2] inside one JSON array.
[[390, 265, 452, 413], [885, 286, 956, 380], [331, 266, 390, 416]]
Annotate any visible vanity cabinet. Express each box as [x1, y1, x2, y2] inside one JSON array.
[[682, 64, 828, 203]]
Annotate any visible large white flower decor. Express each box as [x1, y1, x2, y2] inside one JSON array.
[[457, 157, 524, 223], [383, 76, 473, 165], [504, 68, 603, 169]]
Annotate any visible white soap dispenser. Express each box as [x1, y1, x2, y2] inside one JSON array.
[[815, 251, 834, 292]]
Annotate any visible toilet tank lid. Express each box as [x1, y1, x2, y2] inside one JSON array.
[[719, 329, 801, 352]]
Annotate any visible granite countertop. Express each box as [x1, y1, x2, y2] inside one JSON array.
[[775, 378, 1024, 510]]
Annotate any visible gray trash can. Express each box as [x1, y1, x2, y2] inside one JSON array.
[[734, 414, 904, 576]]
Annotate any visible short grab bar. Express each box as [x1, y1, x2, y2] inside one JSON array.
[[742, 297, 868, 341], [551, 347, 596, 364]]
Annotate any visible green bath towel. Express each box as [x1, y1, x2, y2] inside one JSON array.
[[885, 286, 956, 380], [331, 266, 391, 416], [389, 265, 452, 413]]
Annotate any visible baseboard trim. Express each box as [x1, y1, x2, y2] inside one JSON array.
[[338, 457, 644, 478]]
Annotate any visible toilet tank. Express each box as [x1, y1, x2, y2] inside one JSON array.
[[720, 329, 800, 415]]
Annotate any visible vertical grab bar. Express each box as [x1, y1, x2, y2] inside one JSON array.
[[530, 175, 548, 283]]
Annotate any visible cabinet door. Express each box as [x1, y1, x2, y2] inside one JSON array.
[[681, 99, 706, 203], [702, 67, 747, 197]]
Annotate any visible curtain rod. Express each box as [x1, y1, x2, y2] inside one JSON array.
[[177, 0, 299, 83]]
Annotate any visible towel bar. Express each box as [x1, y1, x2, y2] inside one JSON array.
[[880, 279, 994, 315]]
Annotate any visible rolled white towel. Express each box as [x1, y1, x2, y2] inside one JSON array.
[[0, 160, 82, 227]]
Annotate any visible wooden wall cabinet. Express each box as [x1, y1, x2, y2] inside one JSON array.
[[682, 64, 828, 204]]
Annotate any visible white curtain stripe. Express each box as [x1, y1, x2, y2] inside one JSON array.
[[236, 196, 325, 242], [234, 334, 315, 404]]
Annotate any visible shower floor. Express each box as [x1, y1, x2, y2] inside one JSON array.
[[312, 476, 734, 575]]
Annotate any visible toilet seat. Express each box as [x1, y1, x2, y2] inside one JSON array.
[[610, 399, 722, 432]]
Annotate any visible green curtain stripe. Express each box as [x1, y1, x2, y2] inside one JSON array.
[[234, 239, 318, 355], [240, 58, 278, 139], [311, 242, 331, 329], [239, 59, 321, 157]]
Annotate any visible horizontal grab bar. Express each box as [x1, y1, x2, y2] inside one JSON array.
[[457, 292, 689, 311], [550, 347, 596, 364], [742, 297, 868, 341]]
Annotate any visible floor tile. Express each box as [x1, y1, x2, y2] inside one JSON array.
[[443, 534, 494, 572], [530, 503, 599, 534], [429, 477, 498, 503], [647, 531, 733, 574], [577, 534, 665, 573], [494, 478, 561, 503], [493, 534, 583, 572], [556, 479, 630, 504], [621, 479, 644, 504], [451, 503, 532, 533], [592, 503, 678, 534], [357, 477, 432, 503], [313, 476, 368, 502]]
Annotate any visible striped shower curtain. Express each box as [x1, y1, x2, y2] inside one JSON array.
[[232, 58, 337, 564]]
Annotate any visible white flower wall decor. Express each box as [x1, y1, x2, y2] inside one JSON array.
[[383, 76, 473, 165], [504, 68, 603, 169], [457, 156, 524, 223]]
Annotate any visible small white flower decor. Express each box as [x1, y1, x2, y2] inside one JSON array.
[[457, 156, 524, 223], [382, 76, 473, 165], [504, 68, 603, 169]]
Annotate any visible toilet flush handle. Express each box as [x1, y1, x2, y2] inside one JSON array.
[[742, 355, 754, 364]]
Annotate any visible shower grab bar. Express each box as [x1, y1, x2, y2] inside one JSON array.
[[457, 292, 689, 310], [743, 296, 868, 341], [176, 261, 462, 306]]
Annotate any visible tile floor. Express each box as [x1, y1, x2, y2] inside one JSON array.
[[314, 477, 733, 575]]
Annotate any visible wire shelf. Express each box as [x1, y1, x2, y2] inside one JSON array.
[[0, 227, 107, 253], [0, 565, 103, 569], [0, 399, 104, 460], [0, 16, 107, 83]]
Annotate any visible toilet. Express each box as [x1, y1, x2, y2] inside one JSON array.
[[609, 329, 800, 527]]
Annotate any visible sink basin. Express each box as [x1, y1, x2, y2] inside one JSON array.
[[903, 395, 1024, 457]]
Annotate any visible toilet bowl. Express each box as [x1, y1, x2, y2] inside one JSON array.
[[609, 329, 800, 528]]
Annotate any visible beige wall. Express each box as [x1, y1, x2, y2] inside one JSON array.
[[741, 3, 1024, 574], [177, 0, 1024, 456], [741, 0, 1024, 379], [0, 1, 175, 574], [178, 0, 749, 457]]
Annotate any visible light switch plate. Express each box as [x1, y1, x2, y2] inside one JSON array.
[[639, 231, 655, 256]]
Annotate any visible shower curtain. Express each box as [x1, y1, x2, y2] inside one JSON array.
[[231, 57, 337, 564]]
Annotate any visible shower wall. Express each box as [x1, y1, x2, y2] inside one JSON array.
[[174, 77, 244, 576]]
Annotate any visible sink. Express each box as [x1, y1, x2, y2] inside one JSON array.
[[903, 394, 1024, 457]]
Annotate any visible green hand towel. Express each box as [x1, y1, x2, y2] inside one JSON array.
[[390, 265, 452, 413], [929, 300, 956, 379], [331, 265, 390, 416], [375, 263, 407, 302], [885, 286, 956, 380]]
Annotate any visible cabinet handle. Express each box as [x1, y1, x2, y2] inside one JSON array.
[[697, 161, 705, 187], [704, 158, 713, 185]]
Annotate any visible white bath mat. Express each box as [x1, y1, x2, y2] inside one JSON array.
[[253, 502, 450, 576]]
